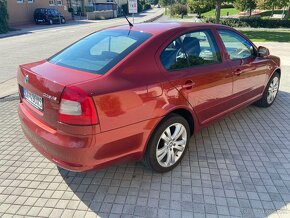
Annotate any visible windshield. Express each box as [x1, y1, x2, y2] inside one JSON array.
[[49, 30, 152, 75]]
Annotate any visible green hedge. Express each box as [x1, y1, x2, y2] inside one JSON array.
[[205, 17, 290, 28], [0, 0, 9, 34]]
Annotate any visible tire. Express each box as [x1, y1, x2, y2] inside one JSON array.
[[143, 114, 190, 173], [254, 72, 280, 107], [61, 18, 66, 24], [48, 19, 53, 25]]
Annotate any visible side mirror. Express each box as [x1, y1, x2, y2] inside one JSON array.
[[258, 46, 270, 57]]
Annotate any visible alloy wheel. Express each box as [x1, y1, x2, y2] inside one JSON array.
[[156, 123, 187, 168], [267, 76, 279, 104]]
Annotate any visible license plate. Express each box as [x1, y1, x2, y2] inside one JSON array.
[[23, 88, 43, 111]]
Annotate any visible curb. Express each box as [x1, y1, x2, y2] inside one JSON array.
[[0, 95, 19, 102], [144, 12, 164, 23]]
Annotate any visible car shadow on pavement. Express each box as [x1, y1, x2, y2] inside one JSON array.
[[58, 91, 290, 217]]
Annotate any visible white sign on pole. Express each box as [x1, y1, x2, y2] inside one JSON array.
[[128, 0, 138, 14]]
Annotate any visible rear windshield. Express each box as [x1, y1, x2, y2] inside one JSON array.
[[35, 9, 45, 14], [49, 30, 152, 75]]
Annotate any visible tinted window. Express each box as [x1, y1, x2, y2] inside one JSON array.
[[53, 9, 60, 15], [35, 9, 45, 14], [218, 29, 255, 60], [49, 30, 151, 75], [160, 30, 221, 71]]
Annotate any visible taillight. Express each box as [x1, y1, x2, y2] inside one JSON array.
[[59, 86, 98, 125]]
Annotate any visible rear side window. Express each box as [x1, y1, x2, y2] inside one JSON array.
[[160, 30, 221, 71], [49, 30, 151, 75]]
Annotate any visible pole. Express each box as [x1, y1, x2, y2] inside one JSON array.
[[132, 13, 134, 24]]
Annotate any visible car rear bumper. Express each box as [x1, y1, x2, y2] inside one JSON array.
[[18, 103, 161, 172]]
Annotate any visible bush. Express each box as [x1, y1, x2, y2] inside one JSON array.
[[205, 17, 290, 28], [0, 0, 9, 34], [171, 3, 188, 18], [143, 3, 151, 11], [188, 0, 213, 15]]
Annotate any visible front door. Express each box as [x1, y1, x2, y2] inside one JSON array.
[[160, 29, 233, 125], [217, 29, 268, 102]]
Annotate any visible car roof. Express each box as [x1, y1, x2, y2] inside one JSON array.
[[110, 22, 227, 35]]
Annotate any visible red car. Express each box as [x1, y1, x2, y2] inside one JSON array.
[[18, 23, 281, 172]]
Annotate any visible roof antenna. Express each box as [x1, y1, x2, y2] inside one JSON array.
[[113, 0, 133, 27]]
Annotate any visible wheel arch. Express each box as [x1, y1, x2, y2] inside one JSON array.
[[168, 108, 195, 136], [274, 68, 281, 78], [263, 68, 281, 94], [142, 106, 197, 156]]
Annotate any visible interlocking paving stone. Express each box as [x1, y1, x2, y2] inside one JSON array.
[[1, 82, 290, 217]]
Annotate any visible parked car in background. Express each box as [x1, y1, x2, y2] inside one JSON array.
[[34, 8, 66, 25], [18, 23, 281, 173]]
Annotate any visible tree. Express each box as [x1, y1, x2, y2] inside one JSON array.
[[215, 0, 222, 23], [171, 3, 188, 18], [187, 0, 213, 16], [234, 0, 256, 16], [260, 0, 290, 19], [0, 0, 9, 34], [159, 0, 173, 6]]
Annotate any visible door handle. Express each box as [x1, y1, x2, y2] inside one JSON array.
[[234, 69, 241, 76], [182, 80, 194, 90]]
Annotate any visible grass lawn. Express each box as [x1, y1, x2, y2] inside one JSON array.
[[202, 8, 240, 18], [240, 30, 290, 42]]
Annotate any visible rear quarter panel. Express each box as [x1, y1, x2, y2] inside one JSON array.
[[75, 30, 199, 133]]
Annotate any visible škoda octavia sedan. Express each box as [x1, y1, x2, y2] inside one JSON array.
[[18, 23, 281, 172]]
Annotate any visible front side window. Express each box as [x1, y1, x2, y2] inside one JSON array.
[[218, 29, 255, 60], [49, 30, 152, 75], [160, 30, 221, 71]]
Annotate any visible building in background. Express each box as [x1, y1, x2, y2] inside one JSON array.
[[69, 0, 127, 16], [7, 0, 71, 26]]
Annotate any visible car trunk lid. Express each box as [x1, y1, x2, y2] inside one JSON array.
[[18, 60, 100, 129]]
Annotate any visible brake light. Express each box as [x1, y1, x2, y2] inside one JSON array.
[[59, 86, 98, 125]]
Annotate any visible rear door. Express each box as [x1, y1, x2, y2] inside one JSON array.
[[159, 29, 233, 126], [216, 29, 268, 102]]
